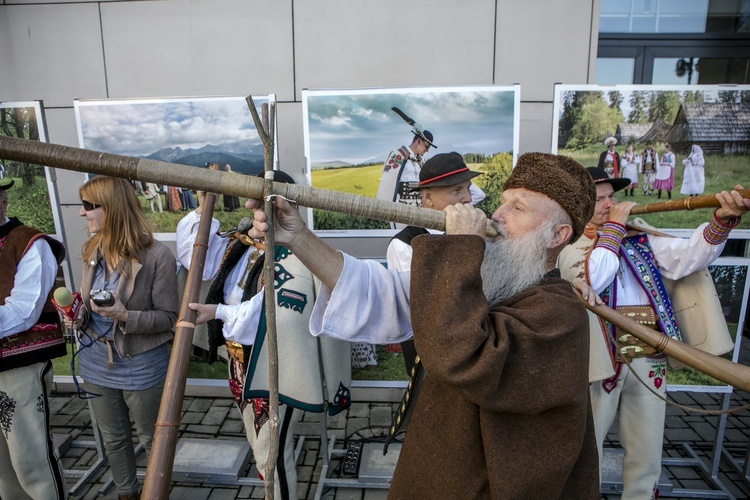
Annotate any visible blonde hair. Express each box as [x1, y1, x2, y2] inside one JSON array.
[[79, 176, 153, 271]]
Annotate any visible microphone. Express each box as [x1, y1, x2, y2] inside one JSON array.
[[219, 217, 253, 238], [52, 287, 83, 341]]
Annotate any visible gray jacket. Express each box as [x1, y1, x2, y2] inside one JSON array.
[[81, 240, 177, 357]]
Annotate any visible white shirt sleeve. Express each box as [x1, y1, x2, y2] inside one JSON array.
[[215, 294, 264, 345], [587, 223, 724, 296], [386, 239, 413, 272], [0, 238, 58, 339], [649, 223, 724, 280], [310, 252, 413, 344], [469, 182, 486, 205], [175, 210, 227, 280]]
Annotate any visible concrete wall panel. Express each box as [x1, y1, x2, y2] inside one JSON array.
[[294, 0, 497, 101], [494, 0, 596, 103], [100, 0, 295, 100], [0, 4, 106, 106]]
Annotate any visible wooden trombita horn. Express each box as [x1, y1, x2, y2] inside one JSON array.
[[630, 189, 750, 215], [142, 192, 218, 499], [0, 135, 496, 237], [579, 292, 750, 394], [3, 135, 749, 388]]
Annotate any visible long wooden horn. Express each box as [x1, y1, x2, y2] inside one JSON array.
[[141, 192, 219, 499], [579, 293, 750, 393], [0, 135, 497, 237], [630, 189, 750, 215]]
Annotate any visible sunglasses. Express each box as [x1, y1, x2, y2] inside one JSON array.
[[81, 200, 101, 212]]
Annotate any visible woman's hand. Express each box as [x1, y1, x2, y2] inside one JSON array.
[[91, 297, 128, 322]]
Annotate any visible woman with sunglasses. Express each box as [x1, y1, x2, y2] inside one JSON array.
[[71, 176, 177, 500]]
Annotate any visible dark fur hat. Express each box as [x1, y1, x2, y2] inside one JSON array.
[[502, 153, 595, 243]]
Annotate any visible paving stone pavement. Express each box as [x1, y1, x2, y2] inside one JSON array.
[[50, 344, 750, 499]]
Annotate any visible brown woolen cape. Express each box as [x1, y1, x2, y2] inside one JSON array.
[[387, 235, 599, 499]]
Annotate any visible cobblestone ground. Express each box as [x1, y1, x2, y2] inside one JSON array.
[[50, 343, 750, 499]]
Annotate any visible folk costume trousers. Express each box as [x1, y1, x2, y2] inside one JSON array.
[[642, 171, 656, 194], [0, 361, 67, 500], [240, 402, 301, 500], [83, 380, 164, 496], [590, 356, 667, 500]]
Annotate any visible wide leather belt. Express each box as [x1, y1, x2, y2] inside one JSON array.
[[615, 305, 660, 361]]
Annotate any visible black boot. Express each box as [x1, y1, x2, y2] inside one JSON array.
[[667, 190, 672, 199], [658, 190, 662, 199]]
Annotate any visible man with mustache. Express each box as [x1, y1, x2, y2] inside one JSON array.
[[250, 152, 600, 498]]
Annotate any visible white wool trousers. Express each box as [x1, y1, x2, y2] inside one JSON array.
[[0, 361, 67, 499], [590, 356, 668, 500]]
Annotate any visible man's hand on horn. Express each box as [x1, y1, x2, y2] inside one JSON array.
[[445, 203, 487, 237], [252, 196, 307, 248], [715, 185, 750, 223]]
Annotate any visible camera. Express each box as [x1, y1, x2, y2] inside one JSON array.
[[91, 289, 115, 307]]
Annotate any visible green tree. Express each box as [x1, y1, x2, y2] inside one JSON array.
[[570, 98, 623, 147], [628, 91, 648, 123], [0, 107, 41, 186], [682, 90, 705, 104], [608, 90, 623, 110], [647, 91, 681, 123], [475, 152, 513, 215]]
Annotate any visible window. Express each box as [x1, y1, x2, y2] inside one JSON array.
[[596, 0, 750, 84]]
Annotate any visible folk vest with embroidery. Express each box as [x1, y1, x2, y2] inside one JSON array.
[[599, 234, 682, 348], [0, 218, 66, 372]]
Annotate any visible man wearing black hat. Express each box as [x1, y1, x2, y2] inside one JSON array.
[[386, 152, 481, 372], [559, 167, 749, 499], [177, 171, 351, 500], [250, 153, 601, 498], [0, 179, 68, 499]]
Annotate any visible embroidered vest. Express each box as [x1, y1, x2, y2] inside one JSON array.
[[0, 219, 67, 372]]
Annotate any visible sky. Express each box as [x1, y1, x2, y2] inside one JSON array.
[[76, 96, 268, 156], [305, 88, 517, 164]]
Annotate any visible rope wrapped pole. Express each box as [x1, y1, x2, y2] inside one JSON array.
[[0, 135, 496, 237], [246, 96, 281, 498], [142, 192, 218, 499]]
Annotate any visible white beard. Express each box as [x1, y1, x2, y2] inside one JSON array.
[[480, 221, 554, 307]]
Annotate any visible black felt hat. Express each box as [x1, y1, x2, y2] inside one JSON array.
[[0, 179, 14, 190], [414, 152, 481, 189], [414, 129, 435, 149], [586, 166, 630, 193]]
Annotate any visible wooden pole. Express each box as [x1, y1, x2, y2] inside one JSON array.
[[246, 96, 281, 498], [0, 135, 496, 237], [630, 189, 750, 215], [580, 293, 750, 393], [141, 193, 218, 499]]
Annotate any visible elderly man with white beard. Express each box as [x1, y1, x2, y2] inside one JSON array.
[[250, 153, 600, 499]]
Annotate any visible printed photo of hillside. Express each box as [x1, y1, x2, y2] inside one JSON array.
[[75, 95, 274, 233], [303, 85, 520, 236]]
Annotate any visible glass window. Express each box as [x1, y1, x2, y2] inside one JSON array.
[[600, 0, 749, 33], [652, 57, 750, 84], [596, 58, 636, 85]]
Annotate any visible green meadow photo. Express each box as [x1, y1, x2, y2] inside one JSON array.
[[303, 86, 520, 236]]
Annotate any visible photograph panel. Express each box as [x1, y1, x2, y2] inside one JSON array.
[[303, 85, 520, 237], [75, 95, 275, 235], [552, 84, 750, 232]]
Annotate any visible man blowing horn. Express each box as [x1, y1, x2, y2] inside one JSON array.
[[558, 167, 749, 499], [250, 153, 601, 499]]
